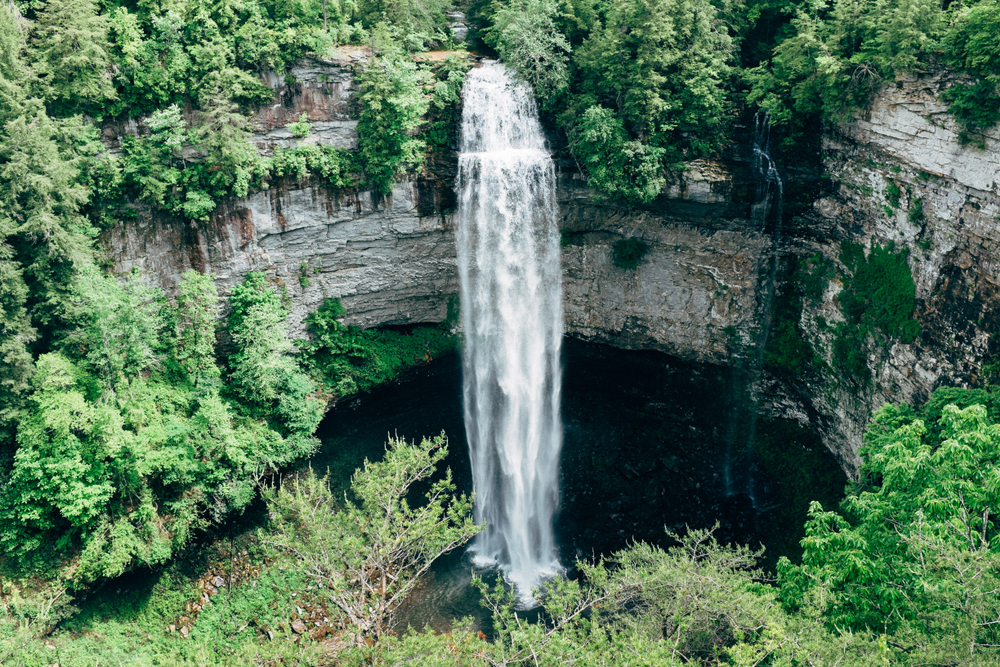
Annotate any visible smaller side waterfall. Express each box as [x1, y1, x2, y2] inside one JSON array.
[[723, 111, 785, 503], [456, 62, 564, 604], [750, 111, 784, 226]]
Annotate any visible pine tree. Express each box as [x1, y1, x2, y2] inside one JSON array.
[[175, 270, 221, 388], [29, 0, 117, 113]]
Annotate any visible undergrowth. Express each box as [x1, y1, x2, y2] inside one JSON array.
[[298, 298, 458, 398], [832, 241, 920, 384]]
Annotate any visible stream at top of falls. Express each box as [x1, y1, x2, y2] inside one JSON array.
[[456, 61, 564, 606]]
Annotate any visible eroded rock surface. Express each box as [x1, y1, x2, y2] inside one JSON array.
[[102, 63, 1000, 475]]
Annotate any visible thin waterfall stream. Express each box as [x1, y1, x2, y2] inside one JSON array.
[[723, 111, 785, 504], [455, 62, 564, 604]]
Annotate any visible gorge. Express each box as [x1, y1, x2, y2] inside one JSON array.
[[6, 0, 1000, 662]]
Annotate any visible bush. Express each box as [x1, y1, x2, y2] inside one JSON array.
[[611, 237, 650, 270], [570, 106, 666, 204], [832, 241, 920, 383], [265, 433, 480, 644], [355, 40, 430, 198], [298, 298, 457, 398]]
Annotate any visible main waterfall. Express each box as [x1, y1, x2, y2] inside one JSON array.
[[456, 62, 563, 603]]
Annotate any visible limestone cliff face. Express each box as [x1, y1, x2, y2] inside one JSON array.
[[760, 71, 1000, 475], [103, 166, 767, 362], [105, 182, 458, 335], [102, 63, 1000, 475]]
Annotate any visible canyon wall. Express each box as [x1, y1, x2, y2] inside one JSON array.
[[102, 63, 1000, 475]]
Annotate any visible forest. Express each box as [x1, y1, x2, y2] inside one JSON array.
[[2, 0, 1000, 664]]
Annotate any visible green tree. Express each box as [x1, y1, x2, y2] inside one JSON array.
[[227, 273, 324, 436], [0, 107, 96, 332], [483, 0, 571, 100], [62, 265, 166, 397], [780, 398, 1000, 663], [28, 0, 117, 114], [266, 433, 481, 644], [574, 0, 735, 160], [355, 38, 430, 197], [569, 106, 666, 204], [175, 270, 221, 388]]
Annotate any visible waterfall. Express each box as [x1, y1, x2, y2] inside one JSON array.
[[723, 111, 784, 504], [750, 110, 784, 226], [456, 62, 563, 604]]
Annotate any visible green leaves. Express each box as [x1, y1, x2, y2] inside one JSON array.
[[28, 0, 117, 115], [483, 0, 571, 100], [356, 43, 431, 198], [299, 297, 457, 399], [570, 106, 666, 205], [266, 433, 481, 643], [832, 241, 919, 383], [780, 395, 1000, 661]]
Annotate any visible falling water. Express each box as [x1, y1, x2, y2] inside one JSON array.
[[750, 111, 784, 226], [723, 111, 785, 504], [455, 62, 563, 605]]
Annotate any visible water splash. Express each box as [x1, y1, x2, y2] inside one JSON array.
[[456, 62, 564, 606]]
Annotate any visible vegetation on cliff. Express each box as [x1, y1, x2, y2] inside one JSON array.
[[1, 0, 999, 664]]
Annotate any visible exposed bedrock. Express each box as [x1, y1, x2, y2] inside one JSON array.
[[102, 65, 1000, 475]]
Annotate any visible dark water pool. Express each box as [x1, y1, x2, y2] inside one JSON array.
[[312, 337, 833, 633]]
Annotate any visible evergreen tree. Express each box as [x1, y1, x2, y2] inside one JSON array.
[[175, 270, 221, 388], [28, 0, 117, 114], [355, 39, 430, 197], [483, 0, 571, 100]]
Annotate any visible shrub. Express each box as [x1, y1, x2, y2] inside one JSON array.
[[611, 237, 650, 270]]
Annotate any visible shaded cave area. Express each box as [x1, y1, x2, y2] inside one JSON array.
[[314, 336, 847, 576]]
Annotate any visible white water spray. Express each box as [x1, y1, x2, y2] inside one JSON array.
[[456, 62, 563, 604]]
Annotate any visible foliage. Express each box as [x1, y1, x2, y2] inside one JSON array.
[[940, 80, 1000, 144], [0, 271, 319, 584], [482, 0, 571, 101], [611, 237, 650, 271], [908, 196, 924, 225], [942, 1, 1000, 138], [885, 179, 901, 208], [266, 143, 357, 189], [286, 112, 312, 138], [265, 433, 481, 643], [11, 388, 1000, 665], [572, 0, 736, 163], [354, 0, 453, 46], [298, 297, 457, 398], [569, 107, 666, 204], [832, 241, 919, 383], [28, 0, 117, 115], [355, 39, 431, 197], [226, 272, 325, 438], [778, 397, 1000, 663], [425, 54, 471, 150], [175, 269, 222, 388], [748, 0, 943, 134]]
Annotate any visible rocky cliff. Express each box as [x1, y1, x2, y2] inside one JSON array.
[[102, 64, 1000, 476], [763, 71, 1000, 474]]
